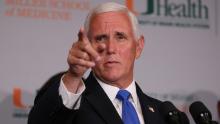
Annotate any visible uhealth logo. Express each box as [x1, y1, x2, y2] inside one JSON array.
[[126, 0, 210, 28]]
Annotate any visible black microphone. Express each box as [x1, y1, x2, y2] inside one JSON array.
[[179, 112, 190, 124], [161, 101, 189, 124], [189, 101, 213, 124], [211, 121, 219, 124]]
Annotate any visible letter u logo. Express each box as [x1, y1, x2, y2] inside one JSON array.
[[13, 88, 28, 108], [126, 0, 154, 15]]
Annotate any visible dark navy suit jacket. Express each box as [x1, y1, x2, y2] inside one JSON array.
[[28, 72, 167, 124]]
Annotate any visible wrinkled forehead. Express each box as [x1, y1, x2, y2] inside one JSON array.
[[100, 21, 126, 32]]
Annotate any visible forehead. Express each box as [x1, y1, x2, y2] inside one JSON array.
[[89, 11, 133, 34]]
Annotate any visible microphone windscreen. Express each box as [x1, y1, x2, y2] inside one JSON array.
[[161, 101, 178, 116], [189, 101, 212, 120], [189, 101, 212, 124], [161, 101, 182, 124]]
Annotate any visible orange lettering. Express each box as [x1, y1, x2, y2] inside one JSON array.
[[13, 88, 27, 108]]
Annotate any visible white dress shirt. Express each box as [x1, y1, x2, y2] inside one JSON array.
[[59, 75, 145, 124]]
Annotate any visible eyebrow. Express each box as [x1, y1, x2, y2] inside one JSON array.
[[116, 31, 125, 35], [115, 31, 128, 37], [93, 31, 128, 39], [94, 34, 108, 39]]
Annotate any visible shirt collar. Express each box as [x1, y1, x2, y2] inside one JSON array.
[[126, 80, 138, 105], [93, 74, 138, 106]]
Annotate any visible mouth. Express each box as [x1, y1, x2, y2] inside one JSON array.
[[104, 61, 120, 67]]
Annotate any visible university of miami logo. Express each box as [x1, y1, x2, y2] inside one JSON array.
[[126, 0, 211, 29]]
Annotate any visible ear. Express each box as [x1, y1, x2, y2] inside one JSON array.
[[135, 35, 145, 59]]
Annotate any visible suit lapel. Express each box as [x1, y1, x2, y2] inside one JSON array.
[[84, 73, 123, 124], [136, 84, 164, 124]]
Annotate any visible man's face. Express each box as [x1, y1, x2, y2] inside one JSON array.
[[89, 11, 144, 88]]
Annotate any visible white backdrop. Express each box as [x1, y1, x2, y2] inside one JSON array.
[[0, 0, 219, 124]]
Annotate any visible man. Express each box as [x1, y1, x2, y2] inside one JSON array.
[[28, 2, 167, 124]]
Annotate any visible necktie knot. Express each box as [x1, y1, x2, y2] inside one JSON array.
[[116, 90, 131, 102], [116, 90, 140, 124]]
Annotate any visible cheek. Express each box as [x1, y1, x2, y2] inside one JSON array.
[[120, 47, 136, 63]]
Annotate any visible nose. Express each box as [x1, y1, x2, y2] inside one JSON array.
[[106, 39, 117, 54]]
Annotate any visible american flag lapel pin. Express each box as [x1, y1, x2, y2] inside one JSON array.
[[148, 106, 155, 112]]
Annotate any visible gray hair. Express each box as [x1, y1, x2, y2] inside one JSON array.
[[84, 2, 140, 40]]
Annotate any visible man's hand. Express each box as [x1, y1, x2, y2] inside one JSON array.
[[63, 28, 100, 93]]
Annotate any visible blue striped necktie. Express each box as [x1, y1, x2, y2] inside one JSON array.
[[116, 90, 140, 124]]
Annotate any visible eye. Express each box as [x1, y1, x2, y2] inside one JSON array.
[[95, 35, 108, 43], [116, 32, 127, 41], [117, 35, 125, 39]]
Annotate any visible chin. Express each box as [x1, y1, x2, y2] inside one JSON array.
[[93, 68, 123, 82], [100, 73, 121, 83]]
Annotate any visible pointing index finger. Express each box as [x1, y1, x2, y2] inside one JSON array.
[[78, 28, 101, 62]]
